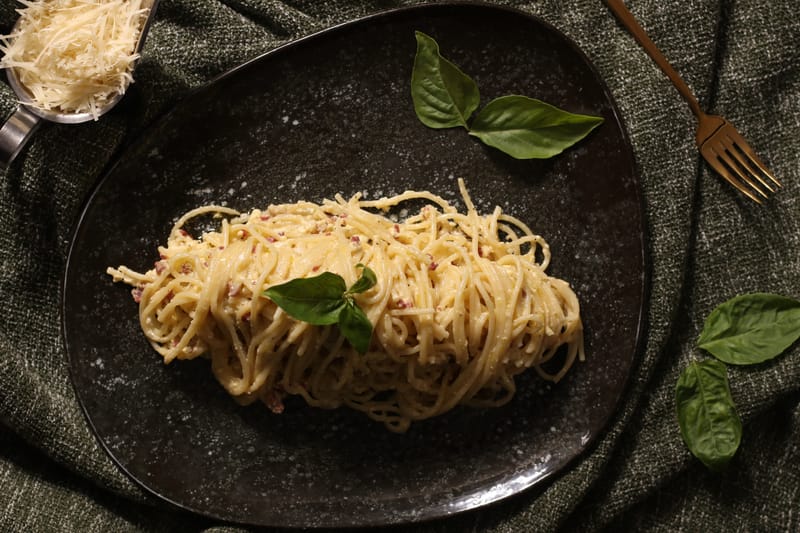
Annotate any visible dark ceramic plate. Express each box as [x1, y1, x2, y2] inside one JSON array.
[[63, 2, 646, 528]]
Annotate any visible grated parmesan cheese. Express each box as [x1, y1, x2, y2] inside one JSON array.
[[0, 0, 149, 119]]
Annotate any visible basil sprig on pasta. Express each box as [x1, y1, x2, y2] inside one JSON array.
[[411, 31, 604, 159], [264, 264, 376, 354], [677, 293, 800, 471]]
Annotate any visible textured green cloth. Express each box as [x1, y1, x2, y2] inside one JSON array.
[[1, 0, 798, 531]]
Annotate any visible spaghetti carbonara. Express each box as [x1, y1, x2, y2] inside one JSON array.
[[107, 179, 584, 432]]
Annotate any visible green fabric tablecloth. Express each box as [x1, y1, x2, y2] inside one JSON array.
[[1, 0, 798, 531]]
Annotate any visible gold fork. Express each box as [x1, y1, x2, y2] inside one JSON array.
[[603, 0, 781, 204]]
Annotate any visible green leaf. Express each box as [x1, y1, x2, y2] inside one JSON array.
[[676, 359, 742, 472], [698, 293, 800, 365], [347, 263, 377, 295], [263, 267, 377, 354], [264, 272, 347, 325], [411, 31, 480, 129], [339, 299, 374, 354], [469, 95, 604, 159]]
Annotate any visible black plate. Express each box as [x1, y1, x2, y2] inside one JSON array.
[[63, 2, 646, 528]]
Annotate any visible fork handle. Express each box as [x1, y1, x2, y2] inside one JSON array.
[[603, 0, 704, 118]]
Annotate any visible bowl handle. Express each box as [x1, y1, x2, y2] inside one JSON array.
[[0, 106, 41, 171]]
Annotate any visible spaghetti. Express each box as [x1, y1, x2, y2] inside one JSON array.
[[107, 179, 584, 432]]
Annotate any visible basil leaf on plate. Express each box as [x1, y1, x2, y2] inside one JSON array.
[[409, 32, 603, 159], [676, 359, 742, 472], [346, 263, 377, 295], [411, 31, 480, 129], [264, 272, 347, 325], [469, 95, 604, 159], [697, 293, 800, 365], [339, 299, 374, 354]]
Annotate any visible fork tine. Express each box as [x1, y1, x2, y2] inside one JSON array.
[[721, 135, 777, 193], [716, 148, 769, 200], [705, 146, 764, 204], [725, 128, 782, 188]]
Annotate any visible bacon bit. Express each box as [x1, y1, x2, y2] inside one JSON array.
[[350, 235, 360, 243], [251, 244, 257, 254], [259, 214, 270, 221], [238, 229, 249, 239], [154, 260, 168, 275], [180, 263, 193, 274], [171, 338, 179, 347], [178, 229, 191, 238], [218, 246, 225, 250], [312, 265, 321, 272], [264, 389, 285, 414], [393, 224, 400, 235], [159, 252, 168, 260], [267, 236, 277, 243], [131, 287, 143, 303], [426, 254, 438, 271], [394, 298, 413, 309]]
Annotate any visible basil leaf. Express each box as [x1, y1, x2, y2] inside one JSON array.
[[698, 293, 800, 365], [339, 299, 373, 354], [676, 359, 742, 472], [347, 264, 377, 295], [264, 272, 347, 325], [411, 31, 480, 129], [469, 95, 604, 159]]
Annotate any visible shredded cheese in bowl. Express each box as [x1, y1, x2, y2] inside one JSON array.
[[0, 0, 150, 119]]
